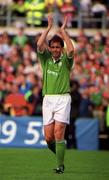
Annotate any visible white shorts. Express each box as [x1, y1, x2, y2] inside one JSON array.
[[42, 94, 71, 125]]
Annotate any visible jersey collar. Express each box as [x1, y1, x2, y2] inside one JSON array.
[[52, 53, 63, 63]]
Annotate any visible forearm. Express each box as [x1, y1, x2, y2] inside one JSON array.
[[61, 29, 74, 57], [37, 14, 53, 51], [37, 27, 51, 51]]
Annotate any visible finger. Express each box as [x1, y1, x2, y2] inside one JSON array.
[[64, 15, 68, 24]]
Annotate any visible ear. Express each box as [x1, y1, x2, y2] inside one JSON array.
[[48, 46, 51, 51]]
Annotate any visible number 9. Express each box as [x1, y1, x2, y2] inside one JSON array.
[[0, 120, 17, 144]]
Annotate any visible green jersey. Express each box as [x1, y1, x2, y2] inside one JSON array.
[[37, 49, 73, 96]]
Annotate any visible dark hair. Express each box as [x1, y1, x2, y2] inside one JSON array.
[[48, 35, 64, 47]]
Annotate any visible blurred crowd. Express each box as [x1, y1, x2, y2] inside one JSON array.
[[0, 0, 109, 28], [0, 26, 109, 134], [0, 28, 43, 117], [70, 30, 109, 133]]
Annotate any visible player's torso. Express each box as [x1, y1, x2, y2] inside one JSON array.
[[43, 54, 71, 95]]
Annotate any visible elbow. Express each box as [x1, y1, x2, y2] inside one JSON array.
[[37, 41, 41, 49], [37, 41, 46, 52], [68, 48, 74, 57], [71, 45, 74, 53], [37, 42, 42, 52]]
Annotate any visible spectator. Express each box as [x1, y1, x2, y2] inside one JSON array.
[[11, 0, 26, 17], [1, 32, 12, 56], [91, 0, 107, 28], [13, 26, 29, 48], [80, 0, 92, 11], [90, 31, 104, 53], [0, 34, 9, 56], [25, 0, 46, 26], [102, 91, 109, 133], [25, 84, 42, 115], [22, 43, 37, 63], [4, 82, 29, 116], [16, 73, 32, 95], [90, 85, 105, 132], [65, 80, 81, 149], [79, 86, 94, 118], [60, 0, 76, 27], [9, 46, 22, 72]]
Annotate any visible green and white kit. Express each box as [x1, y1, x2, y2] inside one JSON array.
[[37, 49, 74, 125]]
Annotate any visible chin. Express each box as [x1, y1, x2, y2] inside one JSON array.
[[53, 55, 60, 59]]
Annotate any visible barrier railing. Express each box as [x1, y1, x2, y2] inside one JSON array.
[[0, 7, 108, 29]]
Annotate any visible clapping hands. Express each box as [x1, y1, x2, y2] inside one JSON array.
[[61, 16, 68, 30]]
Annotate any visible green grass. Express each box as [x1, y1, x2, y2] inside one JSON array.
[[0, 148, 109, 180]]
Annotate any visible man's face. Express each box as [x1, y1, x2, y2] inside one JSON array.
[[49, 42, 63, 60]]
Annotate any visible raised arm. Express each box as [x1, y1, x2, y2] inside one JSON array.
[[37, 14, 53, 52], [60, 16, 74, 58]]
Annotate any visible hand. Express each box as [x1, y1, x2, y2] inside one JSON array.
[[61, 16, 68, 30], [47, 14, 53, 29]]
